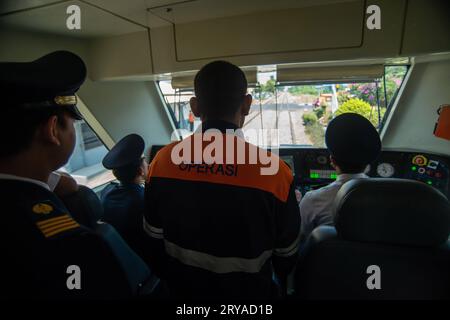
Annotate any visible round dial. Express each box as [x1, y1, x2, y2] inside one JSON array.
[[377, 163, 395, 178], [317, 156, 328, 165]]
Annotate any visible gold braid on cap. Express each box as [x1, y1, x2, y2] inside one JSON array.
[[54, 95, 77, 106]]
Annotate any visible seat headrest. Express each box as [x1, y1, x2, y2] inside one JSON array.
[[60, 185, 103, 229], [334, 178, 450, 247]]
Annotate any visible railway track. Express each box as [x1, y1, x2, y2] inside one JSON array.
[[243, 92, 312, 145]]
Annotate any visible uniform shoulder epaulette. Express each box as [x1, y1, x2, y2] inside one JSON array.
[[29, 200, 81, 239]]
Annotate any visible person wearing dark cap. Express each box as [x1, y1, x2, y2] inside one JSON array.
[[0, 51, 132, 298], [101, 134, 149, 262], [299, 113, 382, 243]]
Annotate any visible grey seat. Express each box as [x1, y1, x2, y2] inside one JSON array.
[[294, 178, 450, 299]]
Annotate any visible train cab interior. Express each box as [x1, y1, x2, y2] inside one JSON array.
[[0, 0, 449, 301]]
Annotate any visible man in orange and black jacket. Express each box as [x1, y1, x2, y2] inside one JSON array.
[[144, 61, 301, 299]]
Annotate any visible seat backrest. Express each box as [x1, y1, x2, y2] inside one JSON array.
[[61, 185, 159, 296], [95, 223, 160, 295], [61, 185, 103, 229], [295, 178, 450, 299]]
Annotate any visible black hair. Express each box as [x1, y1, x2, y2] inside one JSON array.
[[332, 157, 367, 174], [194, 60, 248, 119], [0, 107, 68, 158], [112, 162, 142, 184]]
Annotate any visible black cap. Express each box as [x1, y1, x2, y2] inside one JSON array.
[[102, 134, 145, 169], [0, 50, 86, 120], [325, 113, 381, 165]]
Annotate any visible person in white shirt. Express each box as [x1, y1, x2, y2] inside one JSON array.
[[299, 113, 382, 244]]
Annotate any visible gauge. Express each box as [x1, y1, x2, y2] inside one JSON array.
[[377, 163, 395, 178], [317, 156, 327, 165], [427, 160, 439, 170], [412, 155, 427, 166]]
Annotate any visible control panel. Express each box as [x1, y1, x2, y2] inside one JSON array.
[[149, 145, 450, 199], [279, 148, 450, 198]]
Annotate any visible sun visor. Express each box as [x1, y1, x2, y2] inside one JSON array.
[[277, 65, 384, 84], [171, 75, 195, 90], [171, 68, 258, 90]]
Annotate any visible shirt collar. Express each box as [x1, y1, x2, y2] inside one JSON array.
[[0, 173, 50, 190], [336, 173, 368, 182], [197, 120, 239, 133], [119, 181, 144, 188], [194, 120, 245, 139]]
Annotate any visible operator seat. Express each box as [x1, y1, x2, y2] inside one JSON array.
[[62, 185, 103, 229], [294, 178, 450, 299], [60, 185, 159, 296]]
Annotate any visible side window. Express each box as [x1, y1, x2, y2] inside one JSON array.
[[81, 122, 103, 150], [62, 120, 114, 189], [382, 65, 409, 109], [158, 80, 198, 137]]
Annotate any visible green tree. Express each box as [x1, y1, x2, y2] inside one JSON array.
[[302, 111, 324, 147], [313, 104, 327, 119], [383, 65, 407, 106], [302, 112, 318, 125], [346, 66, 407, 109], [334, 98, 384, 127], [262, 79, 276, 94], [288, 85, 319, 96], [254, 79, 276, 99], [305, 122, 325, 147], [337, 92, 350, 105], [348, 83, 378, 105]]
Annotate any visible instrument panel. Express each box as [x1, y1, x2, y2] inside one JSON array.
[[149, 145, 450, 199], [279, 148, 450, 198]]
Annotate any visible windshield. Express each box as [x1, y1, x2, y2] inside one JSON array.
[[158, 65, 408, 147]]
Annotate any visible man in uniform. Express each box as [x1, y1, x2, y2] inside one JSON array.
[[144, 61, 301, 299], [0, 51, 132, 298], [101, 134, 149, 263], [299, 113, 381, 244]]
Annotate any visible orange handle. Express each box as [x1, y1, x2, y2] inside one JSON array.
[[434, 105, 450, 141]]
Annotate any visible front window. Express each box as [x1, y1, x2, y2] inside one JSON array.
[[158, 64, 409, 147], [245, 65, 409, 147]]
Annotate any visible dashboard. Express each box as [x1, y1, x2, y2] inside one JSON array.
[[279, 148, 450, 198], [149, 145, 450, 199]]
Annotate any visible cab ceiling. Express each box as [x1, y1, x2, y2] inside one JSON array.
[[0, 0, 354, 36]]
